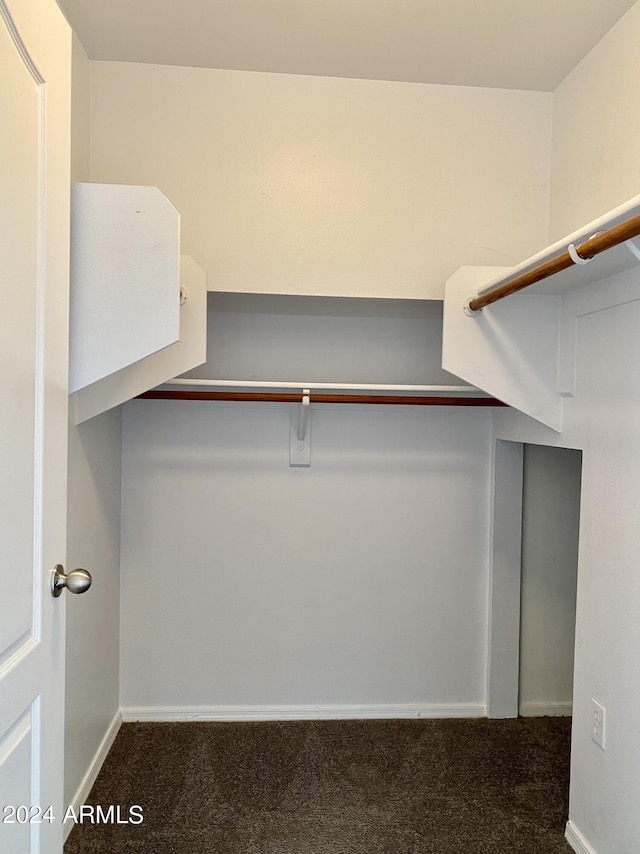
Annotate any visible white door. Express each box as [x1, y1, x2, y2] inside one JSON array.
[[0, 0, 71, 851]]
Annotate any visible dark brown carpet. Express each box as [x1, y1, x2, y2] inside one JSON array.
[[64, 718, 572, 854]]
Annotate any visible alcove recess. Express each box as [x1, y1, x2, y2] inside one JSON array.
[[169, 291, 476, 397]]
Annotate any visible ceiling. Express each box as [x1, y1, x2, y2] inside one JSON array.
[[57, 0, 636, 91]]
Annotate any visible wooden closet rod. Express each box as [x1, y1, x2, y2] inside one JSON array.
[[138, 390, 507, 407], [467, 212, 640, 313]]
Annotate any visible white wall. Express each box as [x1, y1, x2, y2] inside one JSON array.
[[70, 33, 90, 185], [492, 271, 640, 853], [519, 12, 640, 845], [89, 61, 552, 300], [65, 406, 122, 807], [120, 400, 492, 716], [64, 33, 123, 812], [518, 444, 581, 716], [549, 0, 640, 240]]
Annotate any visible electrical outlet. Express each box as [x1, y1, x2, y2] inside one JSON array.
[[592, 699, 606, 749]]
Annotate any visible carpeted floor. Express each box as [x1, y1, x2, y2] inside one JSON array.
[[64, 717, 572, 854]]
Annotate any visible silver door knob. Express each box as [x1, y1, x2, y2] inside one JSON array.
[[51, 564, 92, 598]]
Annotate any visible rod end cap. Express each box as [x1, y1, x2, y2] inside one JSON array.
[[464, 298, 481, 317]]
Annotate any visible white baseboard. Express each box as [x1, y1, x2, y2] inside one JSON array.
[[565, 820, 597, 854], [120, 702, 486, 723], [519, 701, 572, 717], [63, 710, 122, 842]]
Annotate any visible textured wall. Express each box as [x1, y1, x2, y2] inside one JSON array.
[[90, 61, 552, 299], [550, 0, 640, 240], [120, 400, 492, 714]]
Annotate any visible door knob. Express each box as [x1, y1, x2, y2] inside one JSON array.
[[51, 564, 92, 598]]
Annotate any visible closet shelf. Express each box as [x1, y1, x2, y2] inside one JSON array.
[[160, 378, 481, 393], [466, 192, 640, 306], [69, 183, 208, 424], [69, 183, 182, 394], [443, 192, 640, 431]]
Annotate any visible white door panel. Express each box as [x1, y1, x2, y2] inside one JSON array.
[[0, 0, 38, 659], [0, 0, 71, 851]]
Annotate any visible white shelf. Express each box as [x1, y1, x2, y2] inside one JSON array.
[[73, 256, 207, 424], [474, 193, 640, 300], [443, 193, 640, 431], [163, 378, 479, 393], [69, 183, 181, 393], [69, 184, 208, 422]]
